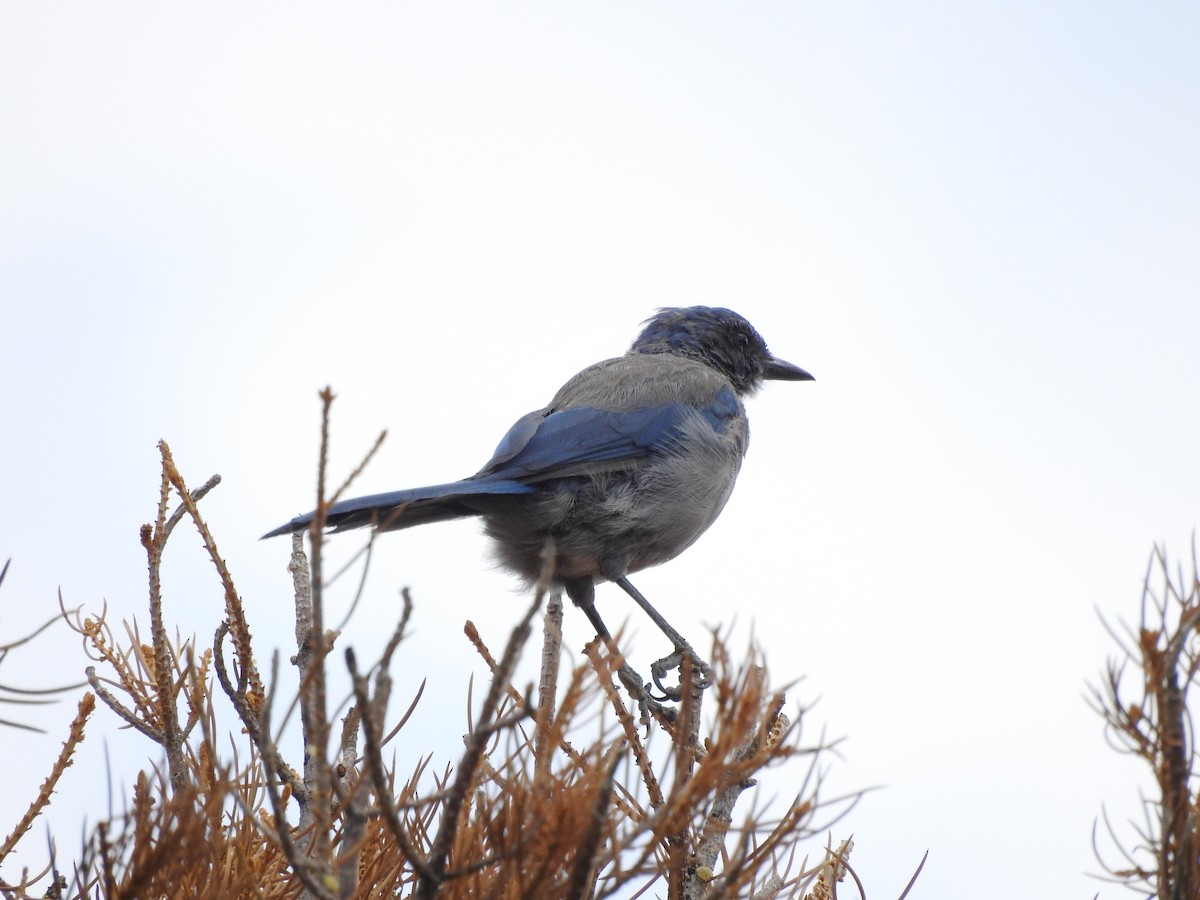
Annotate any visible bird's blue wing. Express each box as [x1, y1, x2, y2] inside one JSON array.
[[480, 385, 740, 483]]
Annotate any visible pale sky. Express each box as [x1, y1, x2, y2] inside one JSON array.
[[2, 4, 1199, 897]]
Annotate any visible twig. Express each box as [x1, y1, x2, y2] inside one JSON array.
[[585, 638, 664, 809], [0, 694, 95, 864], [296, 389, 336, 878], [535, 588, 563, 786], [565, 748, 623, 900], [670, 652, 705, 900], [415, 595, 541, 899], [347, 646, 439, 885], [694, 690, 787, 881], [335, 704, 367, 899], [256, 651, 336, 900]]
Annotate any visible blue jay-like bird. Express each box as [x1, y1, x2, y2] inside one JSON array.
[[266, 307, 812, 694]]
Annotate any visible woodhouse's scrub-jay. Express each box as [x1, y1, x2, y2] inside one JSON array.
[[266, 306, 812, 696]]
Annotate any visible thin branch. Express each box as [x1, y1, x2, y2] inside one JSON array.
[[416, 595, 541, 899], [565, 748, 623, 900], [0, 693, 95, 864], [346, 646, 439, 885]]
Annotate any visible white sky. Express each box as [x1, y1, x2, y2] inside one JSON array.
[[2, 3, 1198, 897]]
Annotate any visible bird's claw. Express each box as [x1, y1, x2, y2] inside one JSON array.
[[648, 647, 713, 701]]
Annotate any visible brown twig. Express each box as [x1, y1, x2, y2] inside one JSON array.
[[1090, 543, 1200, 898], [347, 646, 439, 885], [565, 748, 623, 900], [415, 596, 541, 898], [0, 694, 95, 864]]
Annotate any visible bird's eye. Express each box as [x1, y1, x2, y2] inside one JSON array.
[[735, 332, 749, 346]]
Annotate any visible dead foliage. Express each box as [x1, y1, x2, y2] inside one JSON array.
[[1, 388, 923, 899], [1091, 544, 1200, 900]]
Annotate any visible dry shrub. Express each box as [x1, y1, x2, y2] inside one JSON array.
[[1, 389, 921, 899], [1091, 544, 1200, 900]]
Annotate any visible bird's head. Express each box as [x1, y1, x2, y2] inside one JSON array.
[[630, 306, 813, 394]]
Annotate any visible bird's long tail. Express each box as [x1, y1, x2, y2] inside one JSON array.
[[261, 478, 536, 539]]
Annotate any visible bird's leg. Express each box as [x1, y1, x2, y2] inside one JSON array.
[[612, 575, 712, 701], [564, 577, 675, 719], [578, 601, 654, 702]]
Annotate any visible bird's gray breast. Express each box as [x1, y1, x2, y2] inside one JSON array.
[[613, 403, 746, 573], [554, 357, 749, 577]]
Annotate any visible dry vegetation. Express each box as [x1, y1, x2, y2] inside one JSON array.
[[1091, 545, 1200, 900], [1, 390, 926, 899]]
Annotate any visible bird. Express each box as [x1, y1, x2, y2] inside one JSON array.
[[265, 306, 812, 698]]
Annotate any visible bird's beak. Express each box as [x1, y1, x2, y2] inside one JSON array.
[[763, 357, 815, 381]]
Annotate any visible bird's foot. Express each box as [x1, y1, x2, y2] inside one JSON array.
[[648, 646, 713, 702], [612, 661, 678, 726]]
